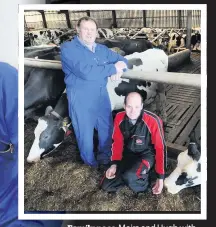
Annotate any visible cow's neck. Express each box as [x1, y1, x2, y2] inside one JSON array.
[[54, 93, 68, 118]]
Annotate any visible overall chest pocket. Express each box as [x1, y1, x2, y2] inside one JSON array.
[[127, 135, 146, 153], [93, 56, 109, 66]]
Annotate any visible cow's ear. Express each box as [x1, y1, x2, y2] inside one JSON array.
[[45, 106, 53, 116]]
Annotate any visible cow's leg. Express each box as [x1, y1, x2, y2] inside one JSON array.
[[164, 167, 185, 194], [67, 88, 98, 167], [122, 154, 155, 193], [95, 87, 113, 165]]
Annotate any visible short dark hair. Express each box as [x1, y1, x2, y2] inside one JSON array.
[[124, 92, 144, 105], [77, 16, 98, 29]]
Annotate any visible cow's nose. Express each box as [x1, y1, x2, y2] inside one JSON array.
[[27, 156, 40, 163], [27, 158, 34, 163]]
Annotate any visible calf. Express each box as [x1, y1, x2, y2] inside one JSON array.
[[164, 132, 201, 194]]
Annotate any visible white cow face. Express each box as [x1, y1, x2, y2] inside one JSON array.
[[27, 107, 71, 163], [164, 142, 201, 194]]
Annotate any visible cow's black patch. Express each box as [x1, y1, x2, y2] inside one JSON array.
[[196, 163, 201, 172], [102, 28, 107, 36], [176, 36, 181, 47], [175, 172, 188, 185], [40, 31, 44, 35], [185, 181, 194, 187], [47, 30, 52, 38], [147, 82, 151, 87], [176, 172, 199, 187], [172, 34, 176, 40], [185, 176, 198, 187], [114, 80, 147, 101], [127, 58, 143, 69], [188, 143, 200, 161], [39, 118, 65, 152], [34, 35, 38, 39]]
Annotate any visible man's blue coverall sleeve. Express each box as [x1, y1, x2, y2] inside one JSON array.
[[61, 46, 117, 81], [1, 64, 18, 148], [105, 46, 128, 67]]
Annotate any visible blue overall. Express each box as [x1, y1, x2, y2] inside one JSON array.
[[0, 62, 63, 226], [61, 36, 128, 167]]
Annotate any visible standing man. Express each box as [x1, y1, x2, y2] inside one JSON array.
[[61, 17, 128, 169], [101, 92, 167, 195], [0, 62, 63, 226]]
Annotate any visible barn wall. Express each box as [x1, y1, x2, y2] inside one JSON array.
[[24, 10, 201, 30]]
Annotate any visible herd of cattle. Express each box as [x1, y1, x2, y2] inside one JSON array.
[[25, 27, 201, 54], [24, 30, 201, 195]]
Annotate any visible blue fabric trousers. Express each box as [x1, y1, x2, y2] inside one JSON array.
[[67, 85, 113, 167]]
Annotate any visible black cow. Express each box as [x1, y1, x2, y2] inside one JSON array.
[[96, 38, 153, 55]]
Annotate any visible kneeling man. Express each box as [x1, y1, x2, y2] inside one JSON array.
[[101, 92, 167, 195]]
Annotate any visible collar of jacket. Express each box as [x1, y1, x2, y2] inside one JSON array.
[[73, 35, 97, 52]]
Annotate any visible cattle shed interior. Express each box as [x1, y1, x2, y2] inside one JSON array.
[[24, 9, 202, 212], [24, 9, 201, 158], [24, 10, 201, 30]]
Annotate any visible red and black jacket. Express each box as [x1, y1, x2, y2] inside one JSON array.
[[111, 109, 167, 179]]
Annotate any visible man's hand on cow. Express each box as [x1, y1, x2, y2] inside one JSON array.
[[115, 61, 127, 73], [110, 72, 123, 82], [152, 179, 164, 195], [106, 164, 117, 179]]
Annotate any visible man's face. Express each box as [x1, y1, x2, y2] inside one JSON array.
[[77, 20, 97, 45], [124, 94, 143, 120]]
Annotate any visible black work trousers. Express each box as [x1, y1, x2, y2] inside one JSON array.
[[101, 152, 155, 193]]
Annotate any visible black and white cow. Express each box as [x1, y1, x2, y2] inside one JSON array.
[[188, 31, 201, 51], [97, 28, 114, 39], [164, 132, 201, 194], [168, 31, 201, 53], [26, 91, 72, 162], [26, 29, 67, 46], [167, 32, 186, 54], [26, 48, 168, 163]]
